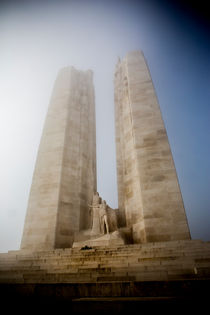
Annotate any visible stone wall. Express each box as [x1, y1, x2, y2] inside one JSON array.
[[21, 67, 96, 250]]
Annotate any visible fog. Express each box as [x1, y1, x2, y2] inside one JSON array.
[[0, 0, 209, 252]]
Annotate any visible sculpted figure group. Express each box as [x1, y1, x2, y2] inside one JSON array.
[[72, 192, 122, 247], [89, 192, 109, 235]]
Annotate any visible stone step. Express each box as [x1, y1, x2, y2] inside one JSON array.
[[0, 258, 204, 273], [3, 257, 210, 271], [1, 241, 210, 284], [2, 247, 210, 263], [2, 240, 208, 256], [0, 263, 206, 279], [1, 254, 210, 270], [1, 268, 208, 284], [0, 260, 207, 272], [2, 263, 210, 283], [2, 249, 210, 265]]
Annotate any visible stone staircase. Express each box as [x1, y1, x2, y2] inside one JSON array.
[[0, 240, 210, 311], [1, 240, 210, 284]]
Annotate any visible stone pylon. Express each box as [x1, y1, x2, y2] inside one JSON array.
[[114, 51, 190, 243], [21, 67, 97, 250]]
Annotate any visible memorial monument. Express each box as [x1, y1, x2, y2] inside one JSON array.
[[1, 51, 210, 309], [20, 51, 190, 249]]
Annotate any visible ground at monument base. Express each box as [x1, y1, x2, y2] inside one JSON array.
[[1, 281, 209, 314], [0, 240, 210, 312]]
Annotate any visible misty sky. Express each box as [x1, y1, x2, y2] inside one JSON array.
[[0, 0, 209, 252]]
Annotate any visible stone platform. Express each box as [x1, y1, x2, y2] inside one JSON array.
[[73, 231, 125, 248], [1, 240, 210, 312]]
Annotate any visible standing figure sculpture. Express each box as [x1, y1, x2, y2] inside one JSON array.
[[89, 192, 101, 235], [99, 200, 109, 234], [89, 193, 109, 235]]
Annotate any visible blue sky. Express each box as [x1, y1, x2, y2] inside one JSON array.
[[0, 0, 209, 251]]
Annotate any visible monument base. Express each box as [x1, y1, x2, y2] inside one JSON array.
[[0, 239, 210, 311]]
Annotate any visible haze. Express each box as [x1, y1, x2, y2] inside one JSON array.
[[0, 0, 209, 252]]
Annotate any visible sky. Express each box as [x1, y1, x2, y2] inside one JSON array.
[[0, 0, 209, 252]]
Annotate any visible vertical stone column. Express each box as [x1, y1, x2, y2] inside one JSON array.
[[21, 67, 96, 250], [114, 51, 190, 243]]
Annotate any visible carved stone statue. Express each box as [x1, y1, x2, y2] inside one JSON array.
[[73, 192, 126, 248], [88, 192, 101, 235], [89, 193, 109, 235], [99, 200, 109, 234]]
